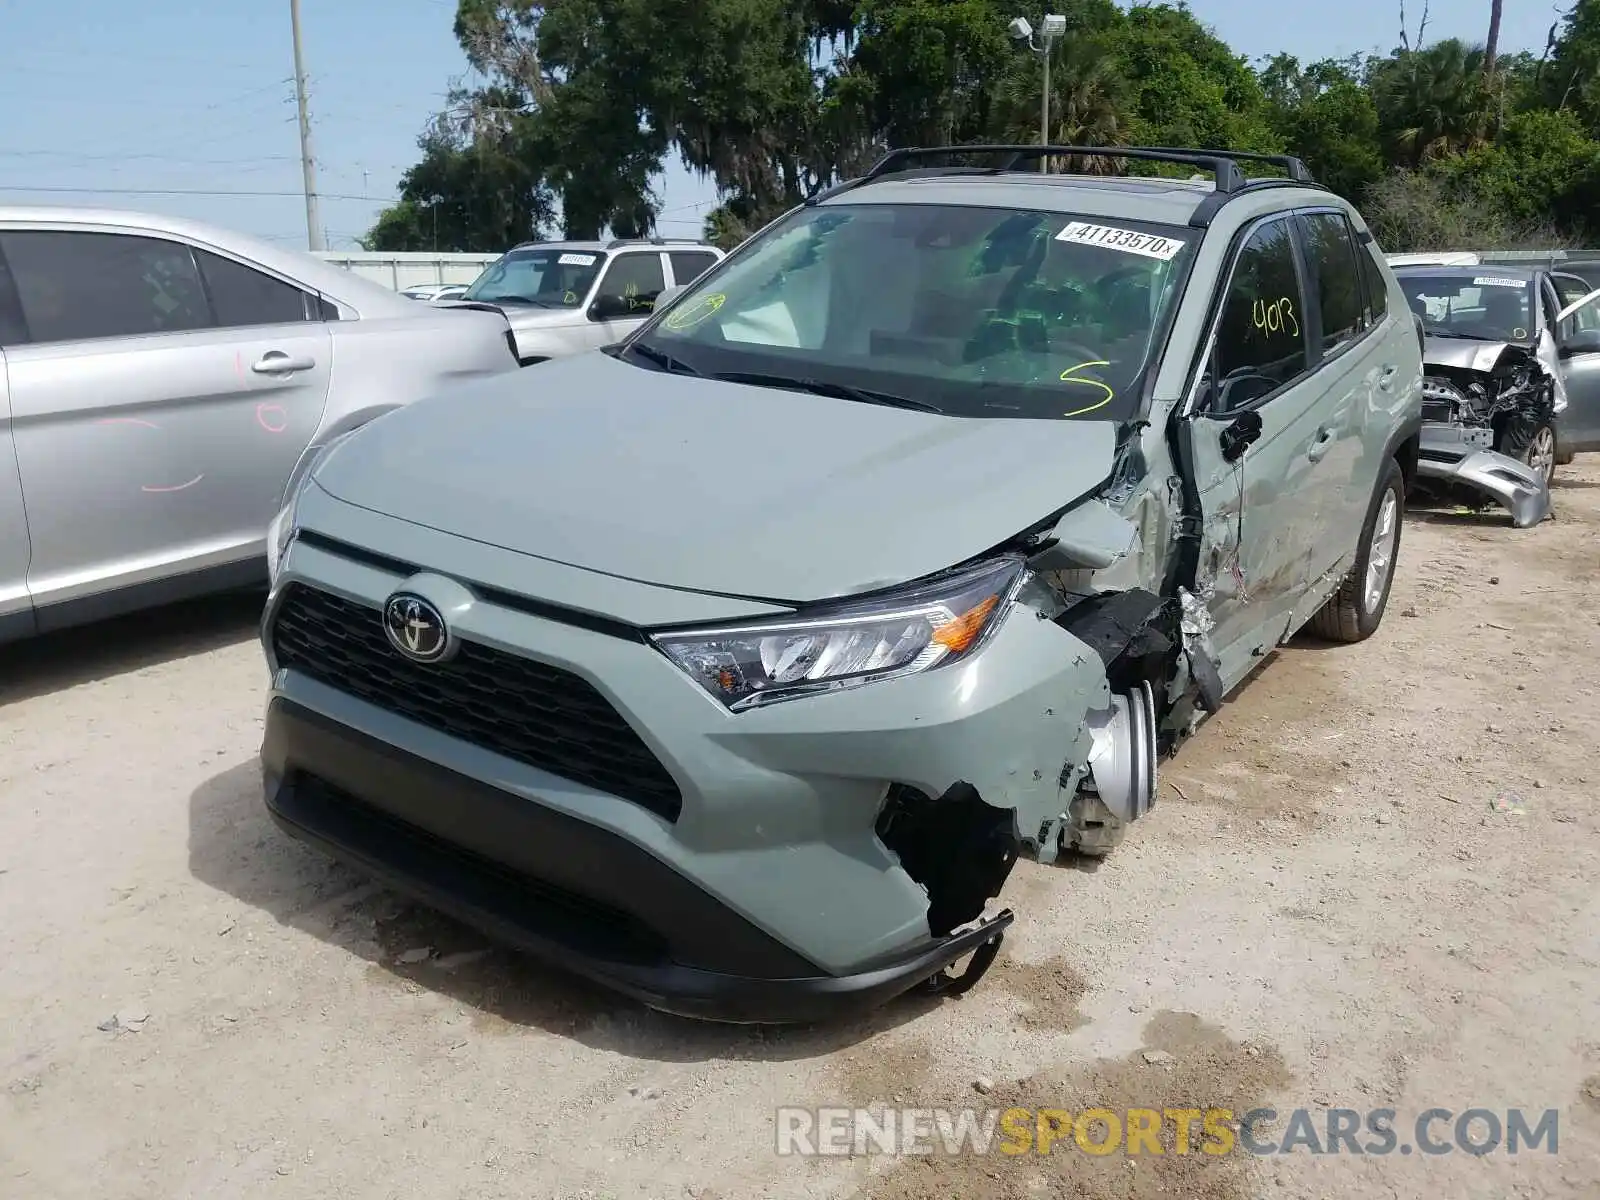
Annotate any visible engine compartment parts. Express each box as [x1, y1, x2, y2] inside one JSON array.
[[1411, 340, 1555, 525]]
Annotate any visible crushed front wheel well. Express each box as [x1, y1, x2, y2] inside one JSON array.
[[875, 782, 1020, 939], [1055, 587, 1185, 723]]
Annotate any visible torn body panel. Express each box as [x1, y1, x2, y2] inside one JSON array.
[[1411, 338, 1554, 525]]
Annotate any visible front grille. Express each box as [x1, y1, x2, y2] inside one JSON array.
[[270, 584, 684, 821]]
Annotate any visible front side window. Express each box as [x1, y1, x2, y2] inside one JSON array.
[[636, 203, 1196, 421], [1297, 212, 1365, 355], [0, 230, 211, 344], [462, 247, 607, 308], [592, 252, 665, 318], [196, 249, 312, 326], [1397, 271, 1535, 342], [1208, 218, 1309, 412]]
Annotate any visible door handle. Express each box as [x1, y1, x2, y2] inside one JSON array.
[[1377, 364, 1399, 392], [1307, 427, 1336, 462], [251, 351, 316, 374]]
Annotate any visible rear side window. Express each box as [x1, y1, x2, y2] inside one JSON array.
[[195, 248, 312, 326], [1297, 213, 1365, 355], [1209, 217, 1309, 411], [668, 251, 719, 286], [1358, 241, 1389, 323], [0, 230, 211, 344], [595, 252, 666, 313], [0, 244, 26, 346]]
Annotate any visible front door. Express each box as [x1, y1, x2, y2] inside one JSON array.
[[1181, 214, 1327, 692], [1551, 272, 1600, 452], [0, 347, 32, 639], [585, 251, 668, 349], [0, 228, 330, 614]]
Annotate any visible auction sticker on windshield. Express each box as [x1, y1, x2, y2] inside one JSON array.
[[1055, 222, 1186, 260], [1473, 276, 1526, 288], [559, 253, 598, 266]]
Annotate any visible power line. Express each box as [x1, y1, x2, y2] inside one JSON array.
[[0, 150, 301, 166], [0, 185, 396, 202]]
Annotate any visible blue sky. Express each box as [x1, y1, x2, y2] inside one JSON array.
[[0, 0, 1561, 250]]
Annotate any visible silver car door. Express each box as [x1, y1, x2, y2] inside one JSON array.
[[0, 348, 33, 641], [0, 228, 331, 615], [585, 251, 668, 347], [1551, 273, 1600, 452]]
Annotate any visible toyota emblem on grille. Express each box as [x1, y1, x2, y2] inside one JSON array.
[[382, 593, 452, 663]]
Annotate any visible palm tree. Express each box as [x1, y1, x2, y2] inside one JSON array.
[[1485, 0, 1504, 73], [1373, 38, 1493, 166], [994, 38, 1127, 173]]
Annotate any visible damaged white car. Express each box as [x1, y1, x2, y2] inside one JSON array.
[[258, 145, 1423, 1024]]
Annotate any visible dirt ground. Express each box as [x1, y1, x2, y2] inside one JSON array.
[[3, 463, 1600, 1200]]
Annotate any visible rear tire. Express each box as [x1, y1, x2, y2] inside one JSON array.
[[1309, 458, 1405, 644]]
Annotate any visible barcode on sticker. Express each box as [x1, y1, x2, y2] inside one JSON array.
[[1473, 275, 1525, 288], [1055, 222, 1186, 260], [559, 252, 597, 266]]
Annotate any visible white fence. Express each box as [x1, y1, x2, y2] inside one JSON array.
[[312, 251, 502, 291]]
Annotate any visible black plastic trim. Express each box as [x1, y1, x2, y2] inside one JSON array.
[[261, 697, 1013, 1023], [293, 529, 646, 643], [31, 557, 264, 636], [0, 606, 37, 646]]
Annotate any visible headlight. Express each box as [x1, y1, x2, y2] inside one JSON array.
[[266, 430, 356, 583], [651, 556, 1027, 710]]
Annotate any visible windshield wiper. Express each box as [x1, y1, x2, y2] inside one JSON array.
[[623, 339, 703, 375], [708, 371, 944, 413]]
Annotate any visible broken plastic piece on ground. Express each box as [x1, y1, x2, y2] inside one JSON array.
[[1491, 791, 1527, 815]]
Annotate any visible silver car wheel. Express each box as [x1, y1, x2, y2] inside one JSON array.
[[1364, 489, 1400, 614], [1527, 426, 1556, 486]]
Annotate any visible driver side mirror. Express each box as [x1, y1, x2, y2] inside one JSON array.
[[589, 291, 648, 321], [1559, 327, 1600, 357]]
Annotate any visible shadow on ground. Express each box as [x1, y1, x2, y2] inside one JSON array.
[[0, 589, 265, 706], [189, 759, 945, 1062]]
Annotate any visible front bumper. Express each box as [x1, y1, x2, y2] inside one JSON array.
[[262, 698, 1012, 1023], [1415, 425, 1551, 528], [257, 500, 1110, 1022]]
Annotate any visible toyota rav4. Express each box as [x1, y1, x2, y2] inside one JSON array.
[[259, 144, 1424, 1024]]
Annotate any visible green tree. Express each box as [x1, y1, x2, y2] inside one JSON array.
[[1261, 55, 1385, 196]]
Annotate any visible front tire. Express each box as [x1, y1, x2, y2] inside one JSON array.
[[1309, 458, 1404, 643], [1497, 418, 1557, 486]]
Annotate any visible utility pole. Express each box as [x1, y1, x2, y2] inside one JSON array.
[[289, 0, 324, 251]]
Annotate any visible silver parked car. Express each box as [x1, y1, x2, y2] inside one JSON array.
[[261, 144, 1423, 1023], [454, 237, 724, 364], [0, 207, 521, 644]]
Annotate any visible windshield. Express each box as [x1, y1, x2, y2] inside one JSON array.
[[462, 248, 607, 307], [630, 202, 1196, 420], [1397, 271, 1535, 342]]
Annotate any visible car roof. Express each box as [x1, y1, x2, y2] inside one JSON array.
[[1392, 263, 1537, 279], [814, 170, 1331, 227], [506, 239, 718, 253], [0, 204, 417, 317]]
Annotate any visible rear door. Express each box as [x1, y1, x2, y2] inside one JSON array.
[[1292, 208, 1391, 569], [0, 252, 31, 639], [0, 227, 331, 616], [1180, 214, 1325, 688], [585, 251, 668, 347], [1551, 272, 1600, 452]]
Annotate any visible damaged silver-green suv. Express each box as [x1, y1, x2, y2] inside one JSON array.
[[259, 145, 1423, 1024]]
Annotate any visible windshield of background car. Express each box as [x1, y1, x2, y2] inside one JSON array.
[[462, 248, 607, 307], [1397, 271, 1535, 342], [636, 202, 1196, 420]]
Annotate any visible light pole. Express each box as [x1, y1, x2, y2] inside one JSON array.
[[1008, 14, 1067, 172]]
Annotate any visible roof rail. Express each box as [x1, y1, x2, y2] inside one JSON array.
[[807, 143, 1318, 207], [606, 235, 710, 249]]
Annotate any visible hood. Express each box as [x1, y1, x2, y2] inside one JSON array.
[[1422, 335, 1529, 374], [437, 300, 582, 329], [310, 351, 1119, 604]]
